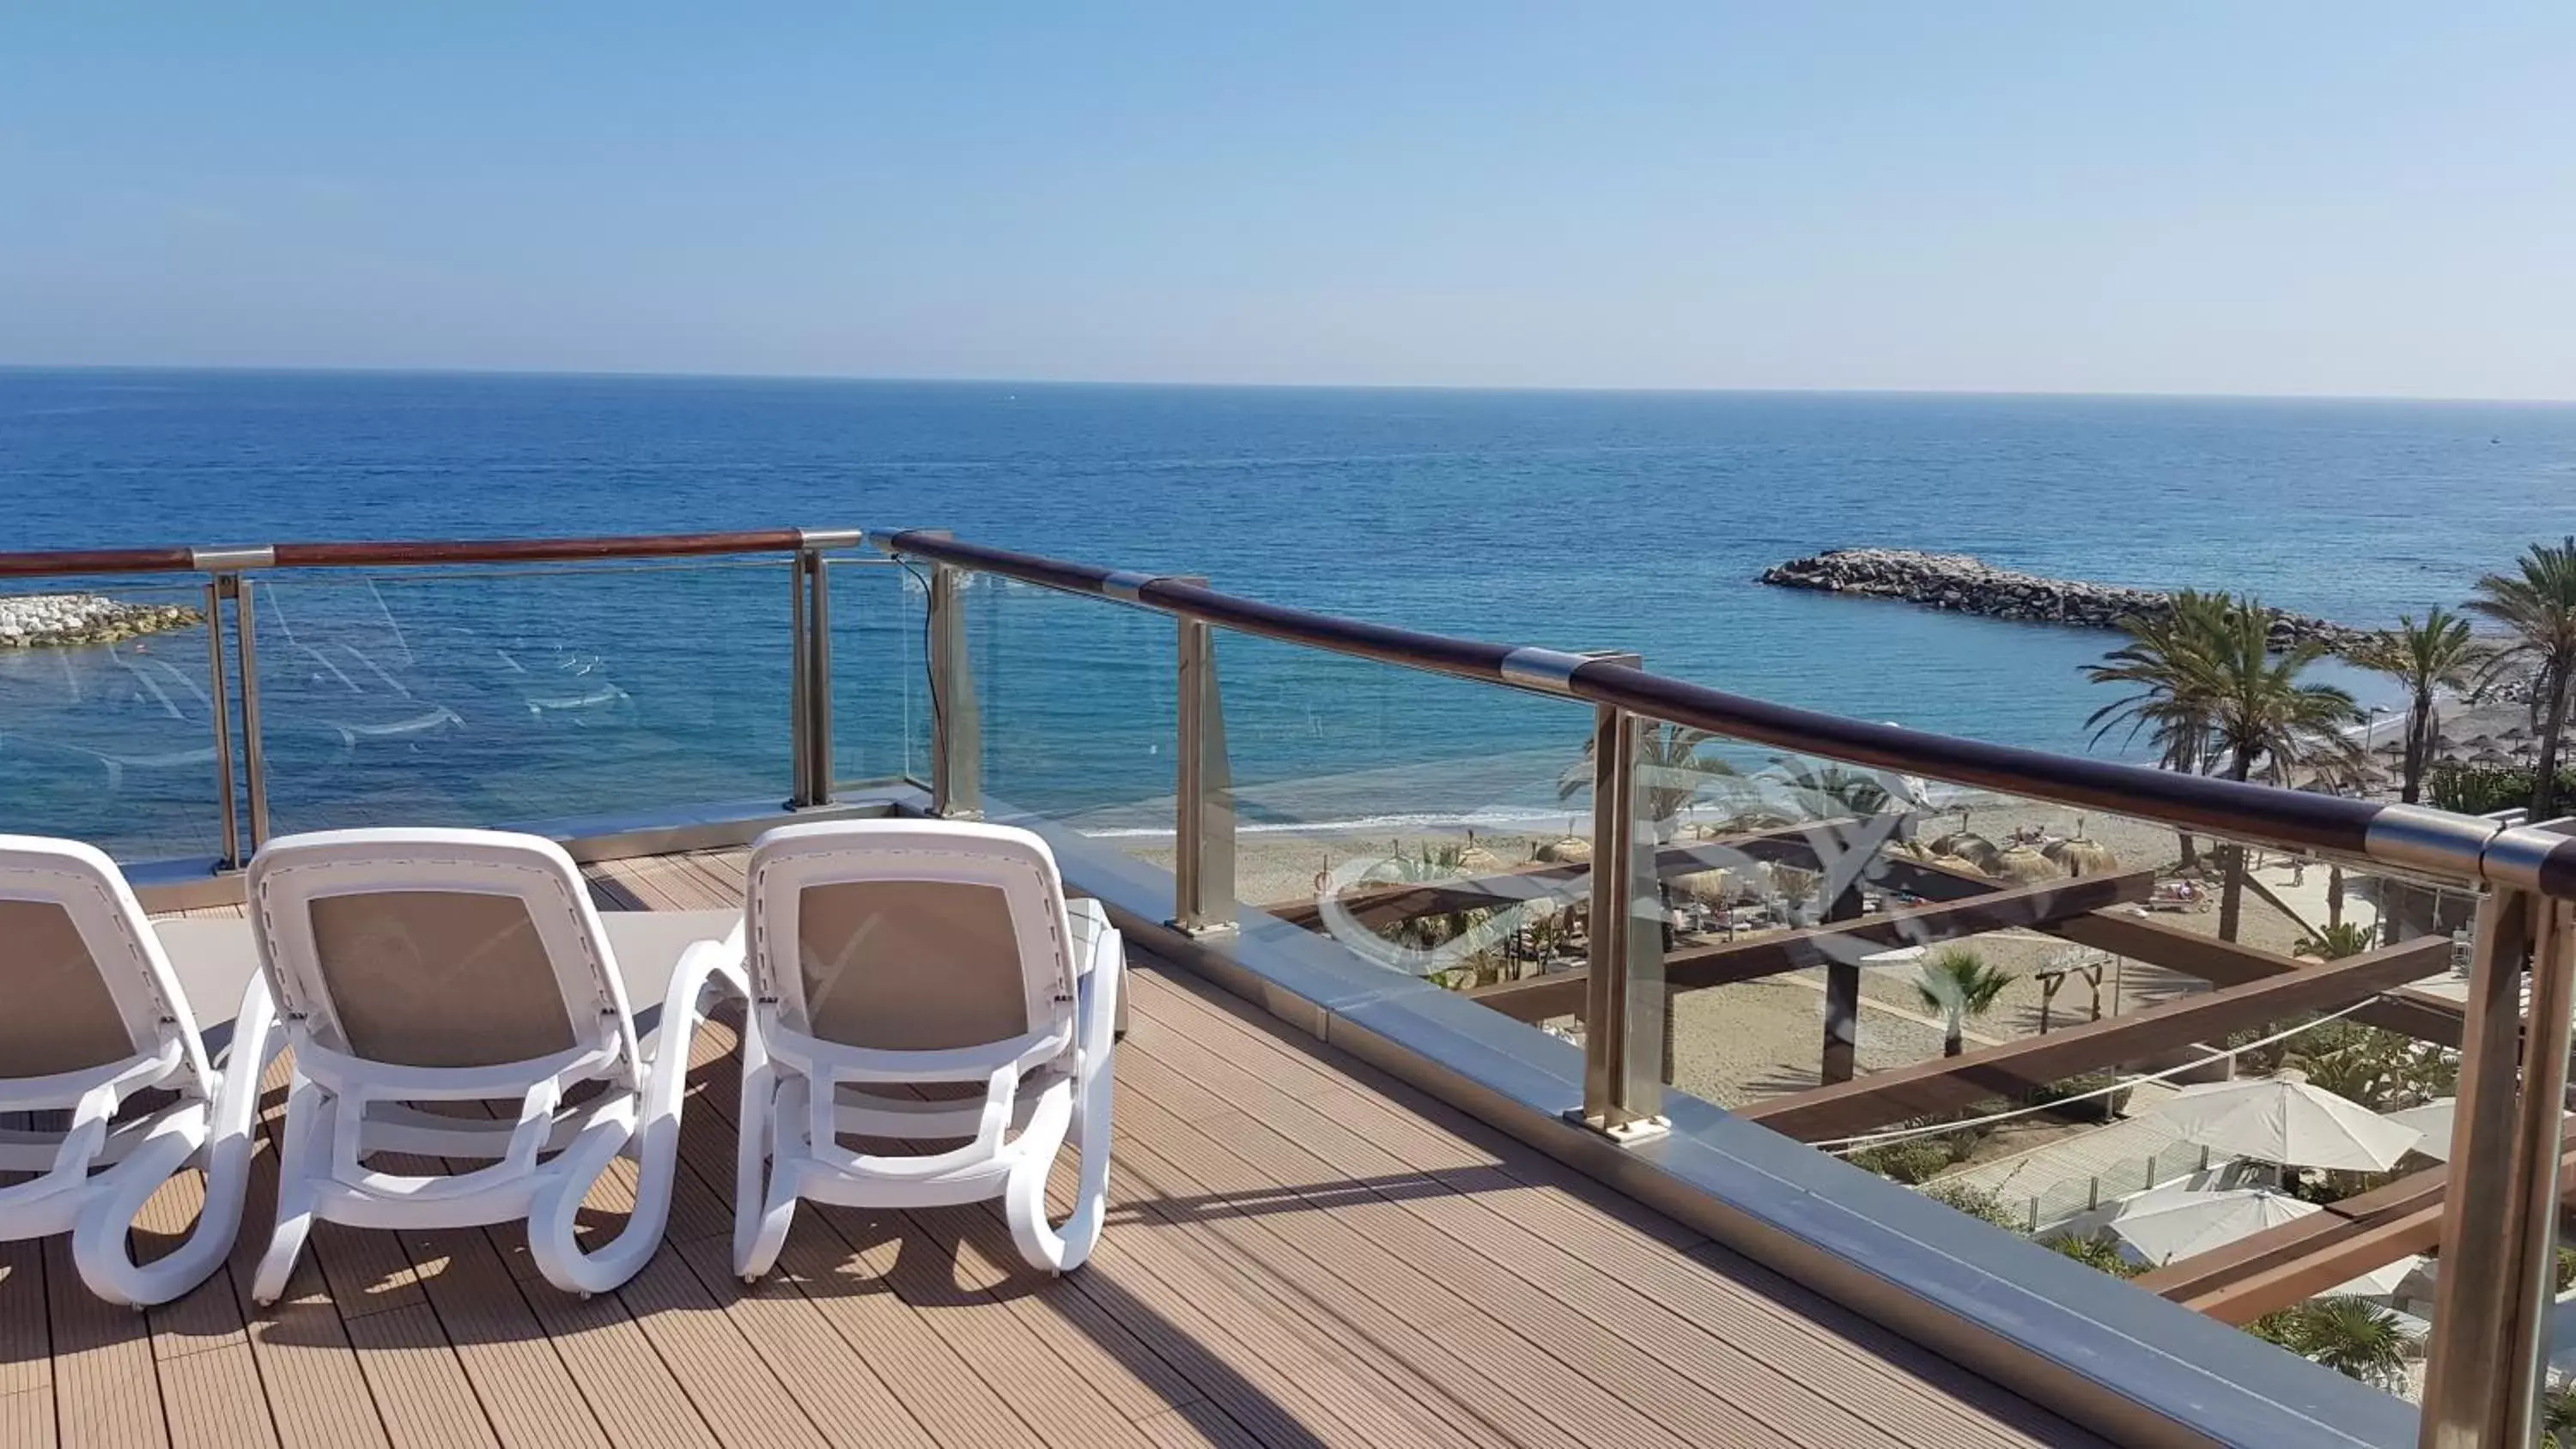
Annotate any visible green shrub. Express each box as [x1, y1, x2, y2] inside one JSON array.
[[1920, 1181, 2023, 1232], [2427, 763, 2576, 818], [1848, 1138, 1957, 1185], [2044, 1233, 2143, 1277], [2024, 1073, 2133, 1124]]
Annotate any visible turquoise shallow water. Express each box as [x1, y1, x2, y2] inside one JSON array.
[[3, 368, 2573, 858]]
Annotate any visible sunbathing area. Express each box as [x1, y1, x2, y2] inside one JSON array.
[[0, 843, 2092, 1449]]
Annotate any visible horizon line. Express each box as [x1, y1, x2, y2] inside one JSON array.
[[3, 360, 2573, 409]]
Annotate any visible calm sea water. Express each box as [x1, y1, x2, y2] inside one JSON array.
[[4, 368, 2573, 858]]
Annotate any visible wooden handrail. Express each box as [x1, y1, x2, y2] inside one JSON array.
[[0, 528, 818, 578]]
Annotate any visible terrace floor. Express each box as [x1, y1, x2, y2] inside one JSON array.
[[8, 846, 2101, 1449]]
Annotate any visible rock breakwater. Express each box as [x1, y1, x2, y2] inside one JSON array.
[[0, 594, 204, 649], [1759, 549, 2366, 653]]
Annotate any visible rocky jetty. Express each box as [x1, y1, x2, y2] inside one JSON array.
[[0, 594, 204, 649], [1759, 549, 2367, 653]]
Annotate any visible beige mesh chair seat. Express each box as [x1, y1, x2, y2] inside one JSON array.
[[246, 828, 746, 1302], [0, 835, 285, 1306], [734, 820, 1121, 1279]]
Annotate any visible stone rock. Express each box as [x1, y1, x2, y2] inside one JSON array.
[[1757, 548, 2366, 654], [0, 594, 204, 650]]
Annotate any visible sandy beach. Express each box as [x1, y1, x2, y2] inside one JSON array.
[[1109, 791, 2379, 1111]]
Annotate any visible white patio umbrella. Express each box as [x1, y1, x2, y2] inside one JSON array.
[[2110, 1188, 2321, 1264], [1860, 945, 1925, 966], [2381, 1099, 2458, 1161], [2381, 1097, 2568, 1164], [2152, 1073, 2424, 1172], [2324, 1253, 2426, 1300]]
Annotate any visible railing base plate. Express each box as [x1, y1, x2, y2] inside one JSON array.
[[1563, 1109, 1672, 1146]]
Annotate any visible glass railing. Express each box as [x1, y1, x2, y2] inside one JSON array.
[[5, 522, 2573, 1442], [248, 561, 796, 835], [0, 575, 230, 860]]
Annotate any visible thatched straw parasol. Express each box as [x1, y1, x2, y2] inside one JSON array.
[[2047, 837, 2121, 877], [1456, 844, 1504, 872], [2373, 739, 2407, 759], [1989, 844, 2062, 884], [1671, 869, 1733, 905], [2469, 749, 2514, 768], [2464, 733, 2499, 751], [1534, 836, 1591, 865], [1930, 853, 1984, 876], [1931, 831, 2001, 869], [2502, 724, 2533, 743]]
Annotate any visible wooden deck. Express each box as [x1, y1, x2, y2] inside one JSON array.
[[7, 847, 2103, 1448]]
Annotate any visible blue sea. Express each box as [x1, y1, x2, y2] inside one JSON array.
[[3, 368, 2573, 861]]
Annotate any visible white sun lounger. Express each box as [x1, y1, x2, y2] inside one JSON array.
[[245, 828, 745, 1302], [0, 835, 285, 1307], [732, 820, 1121, 1280]]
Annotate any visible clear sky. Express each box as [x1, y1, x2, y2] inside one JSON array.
[[3, 3, 2569, 397]]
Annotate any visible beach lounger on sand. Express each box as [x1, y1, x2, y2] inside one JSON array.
[[0, 834, 285, 1306], [732, 820, 1121, 1280], [245, 828, 745, 1303]]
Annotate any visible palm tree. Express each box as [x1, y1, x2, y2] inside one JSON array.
[[2293, 922, 2378, 961], [1558, 723, 1738, 841], [2087, 590, 2234, 867], [2197, 600, 2366, 942], [1914, 948, 2016, 1058], [2281, 1296, 2414, 1387], [2467, 537, 2576, 820], [2355, 608, 2488, 805]]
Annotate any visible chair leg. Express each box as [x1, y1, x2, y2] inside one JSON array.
[[1008, 956, 1118, 1275], [525, 1096, 648, 1298], [735, 1073, 803, 1282], [252, 1078, 327, 1307], [68, 1106, 215, 1307]]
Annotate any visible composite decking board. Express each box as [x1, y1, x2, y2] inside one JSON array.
[[0, 1387, 54, 1449], [1135, 1401, 1269, 1449], [809, 1203, 1157, 1449], [15, 870, 2094, 1449], [152, 1346, 278, 1449], [386, 1228, 615, 1449], [1139, 981, 2102, 1449], [669, 1238, 940, 1449], [41, 1237, 167, 1449], [674, 1003, 1216, 1447], [608, 1252, 830, 1449], [1116, 1040, 1806, 1449], [1121, 984, 2057, 1449], [335, 1305, 498, 1449], [1106, 1106, 1685, 1449], [227, 1057, 397, 1449], [0, 1242, 48, 1397]]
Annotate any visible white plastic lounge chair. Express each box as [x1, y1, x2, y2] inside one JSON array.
[[733, 820, 1121, 1280], [0, 834, 284, 1307], [245, 828, 745, 1303]]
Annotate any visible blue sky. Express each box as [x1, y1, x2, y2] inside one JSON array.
[[2, 4, 2569, 397]]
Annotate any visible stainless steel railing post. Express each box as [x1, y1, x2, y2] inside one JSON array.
[[805, 548, 835, 806], [2502, 895, 2576, 1445], [928, 561, 981, 818], [231, 576, 270, 851], [789, 551, 813, 806], [202, 575, 242, 870], [1172, 603, 1236, 935], [1573, 655, 1666, 1142], [2421, 887, 2570, 1446]]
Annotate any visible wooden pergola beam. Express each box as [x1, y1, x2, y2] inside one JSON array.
[[2044, 909, 2467, 1048], [1736, 934, 2454, 1142], [1258, 818, 1873, 931], [1462, 868, 2154, 1023], [2134, 1149, 2576, 1325]]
